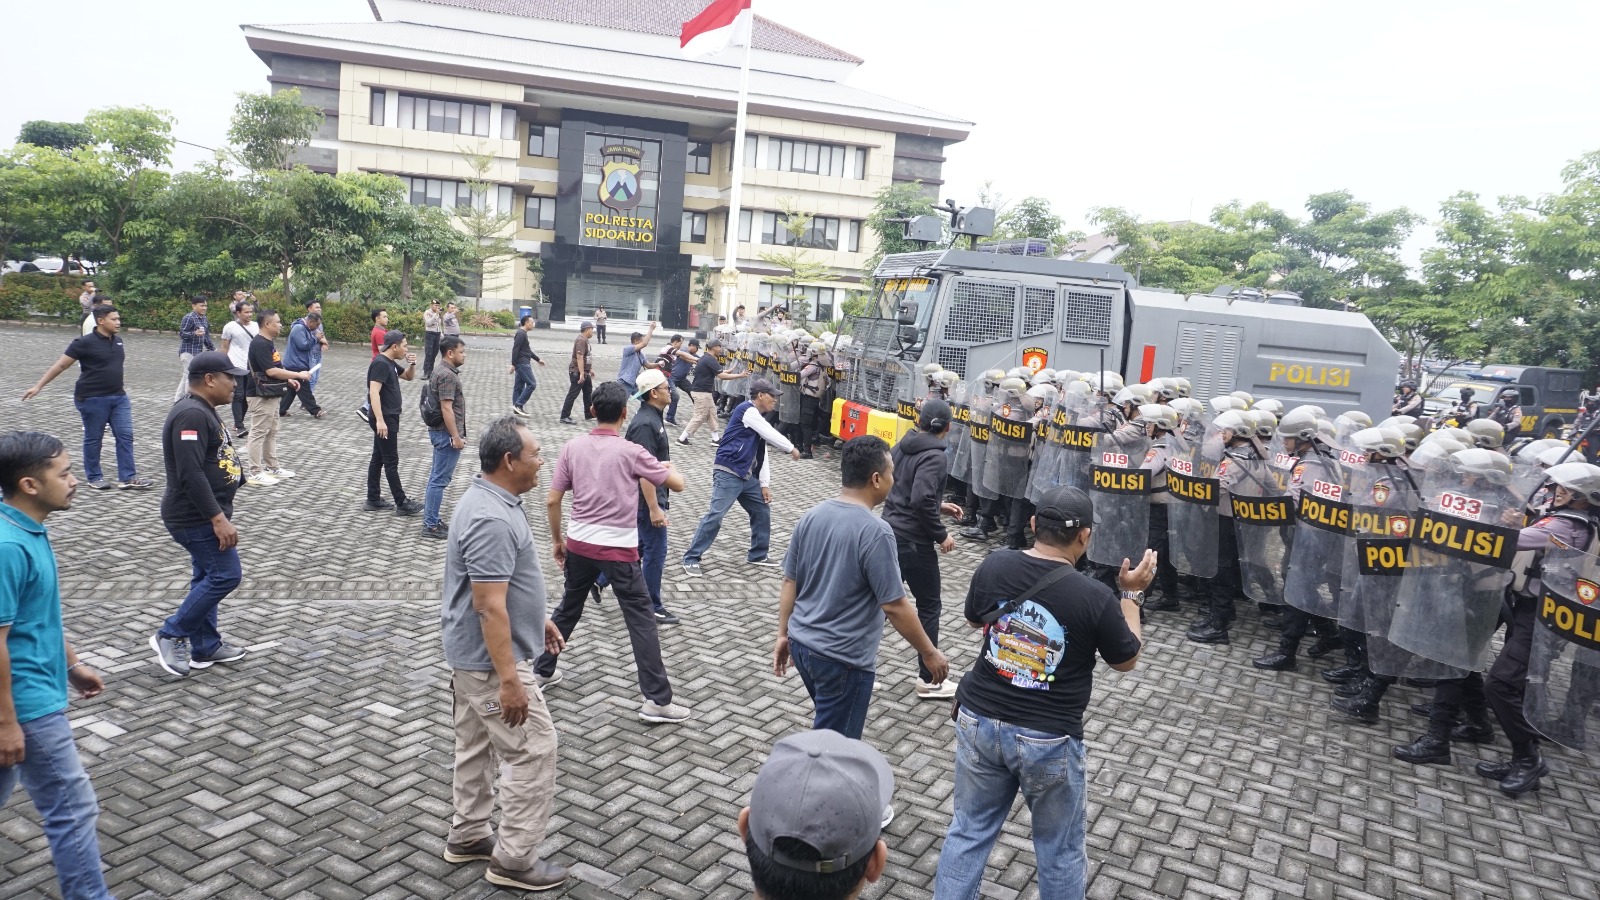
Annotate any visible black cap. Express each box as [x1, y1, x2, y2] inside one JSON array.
[[188, 351, 247, 377], [382, 329, 406, 349], [1035, 486, 1093, 528], [750, 379, 781, 397], [919, 399, 952, 431]]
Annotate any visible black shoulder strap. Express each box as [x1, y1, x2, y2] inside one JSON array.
[[979, 563, 1079, 625]]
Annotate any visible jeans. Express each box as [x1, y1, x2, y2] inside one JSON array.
[[666, 387, 683, 423], [560, 372, 593, 420], [789, 636, 875, 739], [159, 522, 243, 658], [934, 707, 1088, 900], [0, 711, 115, 900], [231, 378, 247, 431], [368, 415, 407, 502], [74, 393, 135, 483], [513, 362, 538, 409], [638, 503, 668, 610], [681, 469, 770, 565], [534, 549, 673, 704], [897, 540, 943, 682], [278, 380, 321, 416], [424, 429, 463, 528]]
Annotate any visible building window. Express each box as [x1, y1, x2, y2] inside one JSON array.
[[760, 137, 862, 178], [528, 125, 559, 158], [762, 283, 837, 321], [681, 211, 707, 243], [395, 92, 490, 136], [686, 142, 712, 174], [739, 209, 752, 241], [370, 89, 386, 126], [759, 212, 857, 250], [524, 196, 556, 230], [501, 108, 518, 140], [847, 220, 861, 253], [403, 176, 512, 214]]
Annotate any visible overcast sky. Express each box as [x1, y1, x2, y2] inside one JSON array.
[[5, 0, 1599, 259]]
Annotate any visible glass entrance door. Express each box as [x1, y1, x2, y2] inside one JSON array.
[[566, 272, 663, 321]]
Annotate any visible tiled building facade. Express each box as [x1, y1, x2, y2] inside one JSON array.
[[242, 0, 971, 326]]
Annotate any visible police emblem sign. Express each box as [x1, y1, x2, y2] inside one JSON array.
[[598, 144, 643, 211], [581, 137, 660, 250]]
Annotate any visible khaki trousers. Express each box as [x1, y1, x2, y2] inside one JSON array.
[[174, 352, 194, 403], [450, 661, 558, 870], [246, 396, 279, 473], [682, 391, 720, 440]]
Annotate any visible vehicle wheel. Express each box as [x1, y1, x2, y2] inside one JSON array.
[[1541, 422, 1562, 440]]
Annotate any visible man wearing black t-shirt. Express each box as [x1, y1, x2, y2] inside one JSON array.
[[244, 310, 310, 486], [150, 352, 251, 678], [21, 304, 153, 490], [934, 486, 1153, 900], [366, 329, 422, 514]]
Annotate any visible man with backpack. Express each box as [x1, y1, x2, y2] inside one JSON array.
[[421, 336, 469, 539]]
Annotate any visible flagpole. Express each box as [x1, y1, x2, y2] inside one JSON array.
[[720, 2, 753, 319]]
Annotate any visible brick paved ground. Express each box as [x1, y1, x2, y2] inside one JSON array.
[[2, 320, 1599, 899]]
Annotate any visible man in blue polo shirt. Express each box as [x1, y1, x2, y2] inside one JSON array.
[[0, 431, 115, 900]]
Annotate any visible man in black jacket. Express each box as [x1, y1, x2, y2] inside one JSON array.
[[881, 400, 964, 700]]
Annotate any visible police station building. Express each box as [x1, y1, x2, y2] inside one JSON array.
[[241, 0, 972, 326]]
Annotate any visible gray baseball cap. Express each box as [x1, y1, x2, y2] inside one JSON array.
[[748, 730, 894, 873]]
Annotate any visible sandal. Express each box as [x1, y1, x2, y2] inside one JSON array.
[[311, 410, 326, 419]]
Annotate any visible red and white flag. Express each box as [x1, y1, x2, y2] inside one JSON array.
[[680, 0, 752, 58]]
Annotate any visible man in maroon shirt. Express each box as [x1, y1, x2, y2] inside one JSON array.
[[369, 308, 389, 358]]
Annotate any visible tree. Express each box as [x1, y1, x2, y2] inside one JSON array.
[[992, 195, 1075, 256], [1281, 190, 1421, 307], [17, 120, 92, 151], [692, 263, 715, 316], [0, 149, 52, 274], [371, 187, 471, 304], [53, 106, 175, 264], [863, 180, 938, 275], [759, 198, 832, 325], [227, 89, 325, 173], [454, 147, 516, 310]]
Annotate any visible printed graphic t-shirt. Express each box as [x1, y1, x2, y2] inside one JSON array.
[[957, 549, 1140, 739]]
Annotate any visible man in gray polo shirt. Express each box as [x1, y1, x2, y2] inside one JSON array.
[[439, 416, 569, 893]]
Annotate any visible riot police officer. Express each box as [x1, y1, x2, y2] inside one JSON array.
[[1188, 409, 1257, 645], [1488, 388, 1523, 443]]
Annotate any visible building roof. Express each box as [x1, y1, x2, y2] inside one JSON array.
[[243, 20, 971, 138], [401, 0, 863, 63]]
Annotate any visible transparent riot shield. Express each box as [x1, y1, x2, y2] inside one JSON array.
[[1526, 546, 1600, 756], [1027, 398, 1065, 504], [1348, 462, 1424, 675], [1388, 464, 1523, 671], [1057, 395, 1101, 492], [720, 335, 750, 400], [947, 380, 973, 484], [1227, 453, 1293, 604], [969, 388, 998, 501], [1166, 427, 1223, 578], [983, 390, 1034, 500], [777, 350, 802, 426], [1282, 453, 1356, 618], [1086, 430, 1153, 567]]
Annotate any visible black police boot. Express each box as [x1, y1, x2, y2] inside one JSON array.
[[954, 511, 977, 527], [1335, 677, 1369, 697], [959, 519, 996, 541], [1393, 733, 1452, 765], [1409, 701, 1437, 718], [1330, 679, 1383, 724], [1306, 631, 1343, 659], [1320, 663, 1364, 684], [1475, 757, 1517, 780], [1187, 619, 1231, 645], [1252, 636, 1299, 671], [1498, 752, 1549, 796], [1145, 583, 1181, 612], [1452, 709, 1495, 745]]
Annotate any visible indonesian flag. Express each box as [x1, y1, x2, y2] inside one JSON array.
[[680, 0, 752, 57]]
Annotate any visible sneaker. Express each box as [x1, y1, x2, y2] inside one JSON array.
[[681, 562, 702, 578], [748, 557, 781, 568], [710, 436, 720, 445], [420, 522, 448, 539], [916, 678, 959, 700], [443, 836, 495, 864], [396, 498, 424, 517], [269, 467, 296, 479], [559, 417, 577, 425], [249, 472, 281, 486], [677, 436, 690, 446], [654, 608, 680, 625], [640, 700, 691, 724], [87, 479, 114, 491], [356, 406, 372, 425], [511, 405, 529, 418], [150, 633, 191, 677], [534, 670, 563, 689], [486, 860, 569, 892], [118, 476, 154, 490], [189, 642, 248, 669], [234, 427, 249, 439], [364, 497, 396, 510]]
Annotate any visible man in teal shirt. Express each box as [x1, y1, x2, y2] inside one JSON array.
[[0, 430, 114, 900]]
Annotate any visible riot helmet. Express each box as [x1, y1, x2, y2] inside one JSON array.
[[1133, 403, 1179, 432], [1169, 397, 1206, 421], [1459, 386, 1476, 402], [1411, 437, 1467, 472], [1463, 419, 1505, 449], [1393, 423, 1424, 452], [1537, 445, 1575, 470], [1352, 426, 1406, 459], [1336, 410, 1373, 431], [982, 369, 1006, 387], [1230, 390, 1255, 408], [1277, 408, 1322, 441], [1253, 398, 1284, 417], [1499, 387, 1519, 401], [1169, 376, 1192, 398], [1064, 380, 1092, 399], [1210, 395, 1247, 414], [1088, 371, 1124, 393], [1289, 404, 1327, 419], [1452, 447, 1514, 485], [1546, 462, 1600, 505], [1248, 410, 1278, 439], [1214, 410, 1252, 441], [1517, 439, 1567, 466], [1399, 379, 1418, 393], [1112, 384, 1155, 409], [1150, 378, 1180, 401], [1026, 383, 1058, 409], [1443, 427, 1475, 446], [1379, 415, 1418, 428]]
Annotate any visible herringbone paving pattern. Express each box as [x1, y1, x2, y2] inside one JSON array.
[[2, 321, 1599, 898]]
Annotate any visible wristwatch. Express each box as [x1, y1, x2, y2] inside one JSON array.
[[1120, 590, 1145, 606]]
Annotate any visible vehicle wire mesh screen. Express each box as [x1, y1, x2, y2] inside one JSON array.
[[843, 316, 898, 352], [873, 250, 946, 278], [843, 357, 913, 409], [945, 280, 1018, 344], [1023, 286, 1055, 336], [1060, 289, 1113, 345], [938, 346, 968, 378]]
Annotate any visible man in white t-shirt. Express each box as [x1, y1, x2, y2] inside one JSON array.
[[218, 299, 259, 436]]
